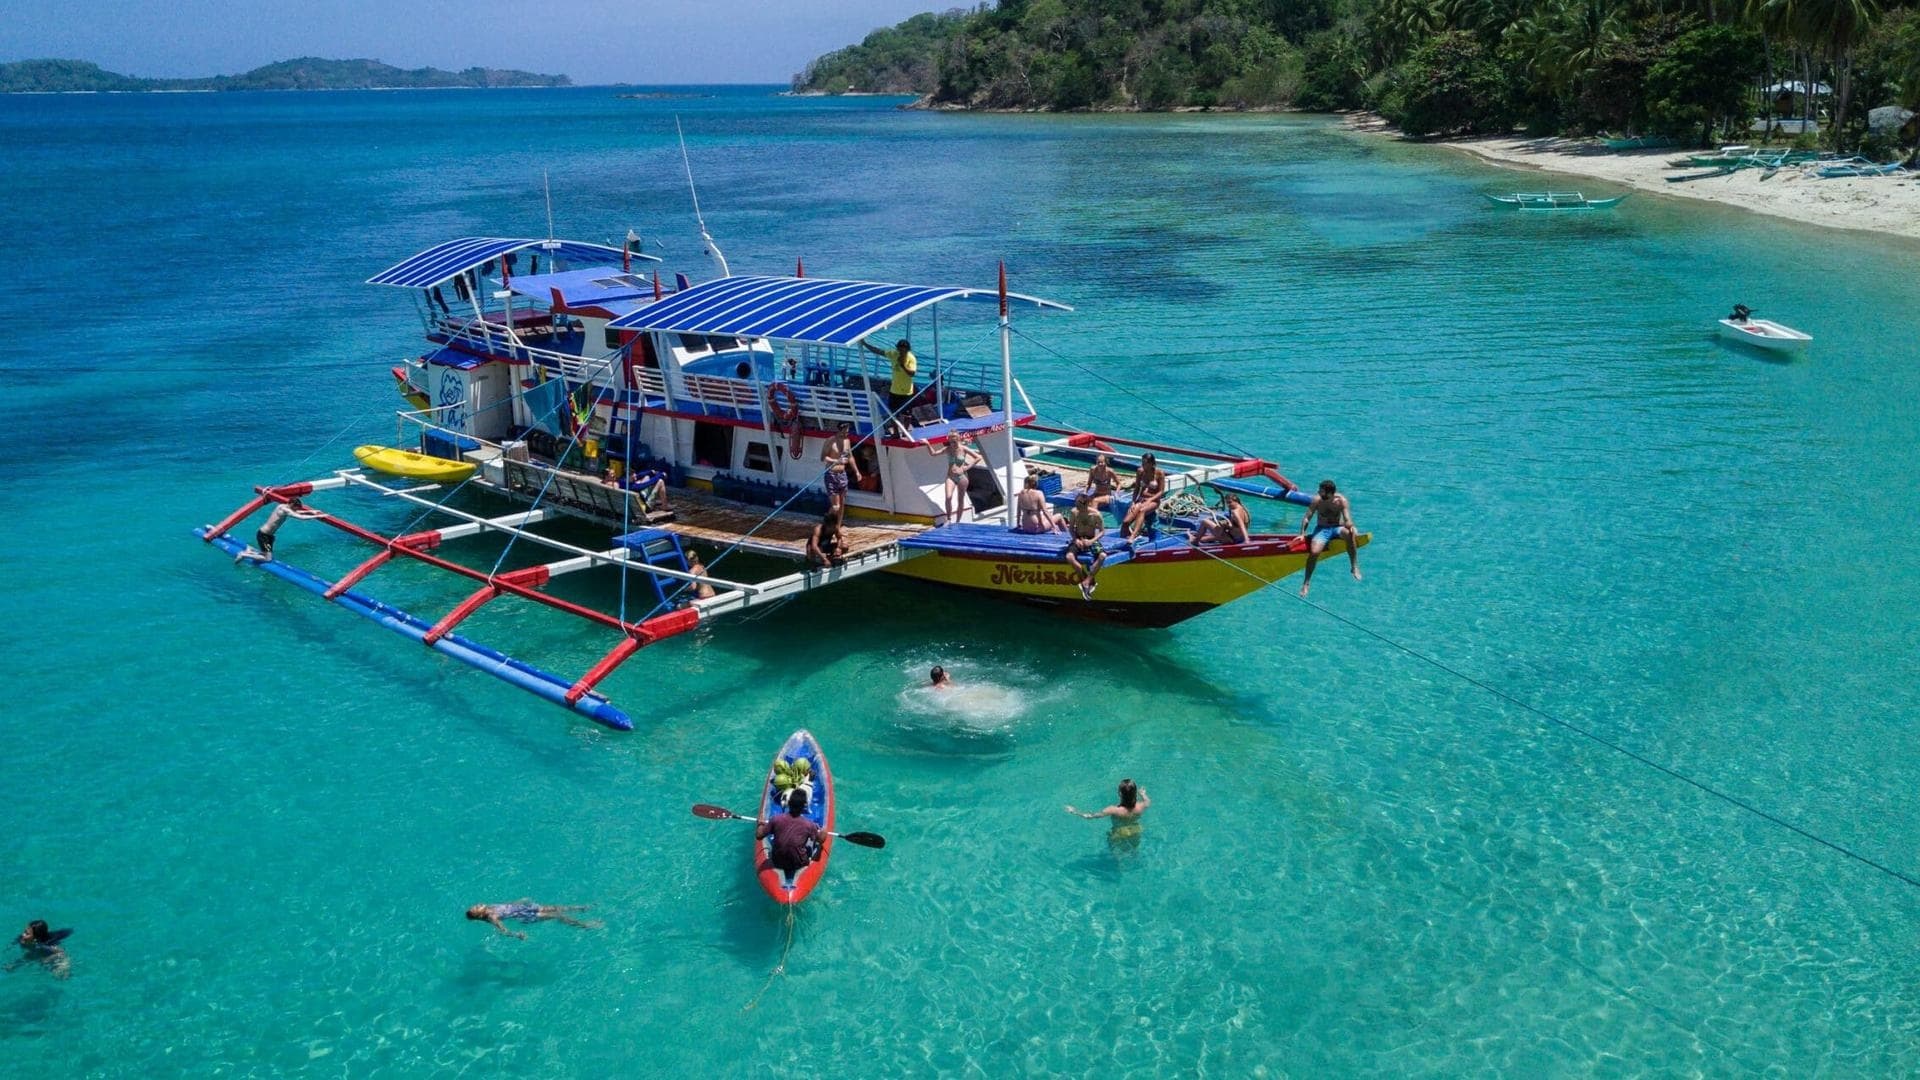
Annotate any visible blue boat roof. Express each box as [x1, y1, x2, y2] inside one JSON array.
[[368, 237, 661, 289], [507, 267, 657, 308], [604, 275, 1070, 347], [897, 523, 1137, 565]]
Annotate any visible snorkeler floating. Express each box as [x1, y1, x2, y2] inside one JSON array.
[[464, 900, 600, 940]]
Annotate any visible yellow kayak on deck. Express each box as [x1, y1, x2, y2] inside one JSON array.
[[352, 445, 476, 483]]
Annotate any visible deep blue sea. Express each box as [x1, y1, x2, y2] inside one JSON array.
[[4, 85, 1920, 1076]]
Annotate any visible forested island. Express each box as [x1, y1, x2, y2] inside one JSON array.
[[0, 58, 569, 93], [794, 1, 1919, 151]]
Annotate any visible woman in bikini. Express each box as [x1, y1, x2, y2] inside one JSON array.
[[1121, 452, 1166, 544], [929, 432, 983, 524]]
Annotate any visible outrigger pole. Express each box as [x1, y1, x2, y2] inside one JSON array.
[[199, 477, 708, 730], [999, 262, 1016, 525]]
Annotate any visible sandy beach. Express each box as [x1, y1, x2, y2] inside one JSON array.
[[1346, 114, 1920, 240]]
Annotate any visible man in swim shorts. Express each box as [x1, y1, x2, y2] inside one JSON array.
[[465, 901, 598, 939], [1298, 479, 1361, 598], [820, 422, 860, 513], [1063, 493, 1108, 600]]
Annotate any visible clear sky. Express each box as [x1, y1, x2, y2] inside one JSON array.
[[0, 0, 946, 85]]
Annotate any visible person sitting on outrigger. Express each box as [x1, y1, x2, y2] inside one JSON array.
[[1120, 453, 1166, 545], [1189, 492, 1250, 546], [1066, 778, 1151, 837], [1063, 493, 1108, 601], [757, 786, 824, 875], [806, 507, 848, 569], [465, 900, 599, 939], [8, 920, 72, 979], [1014, 473, 1064, 534]]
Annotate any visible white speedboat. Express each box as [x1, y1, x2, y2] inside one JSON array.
[[1718, 314, 1811, 353]]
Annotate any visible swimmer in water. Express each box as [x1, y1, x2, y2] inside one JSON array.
[[930, 665, 953, 690], [465, 900, 599, 940], [8, 920, 71, 979], [1066, 778, 1150, 838]]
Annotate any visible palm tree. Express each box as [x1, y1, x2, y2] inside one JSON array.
[[1747, 0, 1882, 145]]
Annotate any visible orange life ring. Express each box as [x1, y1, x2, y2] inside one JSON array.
[[767, 382, 801, 424]]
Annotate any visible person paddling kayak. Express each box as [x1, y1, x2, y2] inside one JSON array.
[[757, 786, 824, 875]]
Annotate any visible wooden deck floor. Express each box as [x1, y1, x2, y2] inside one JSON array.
[[656, 489, 922, 560]]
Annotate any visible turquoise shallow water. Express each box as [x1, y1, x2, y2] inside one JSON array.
[[5, 87, 1920, 1075]]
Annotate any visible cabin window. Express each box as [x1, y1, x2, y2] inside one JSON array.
[[743, 441, 773, 473], [605, 328, 623, 351], [692, 422, 732, 468], [677, 334, 713, 354]]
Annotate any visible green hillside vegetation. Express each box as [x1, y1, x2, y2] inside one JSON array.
[[0, 57, 569, 93], [794, 11, 971, 92], [794, 0, 1920, 151]]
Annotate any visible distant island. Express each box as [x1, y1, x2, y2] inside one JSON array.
[[0, 57, 570, 93]]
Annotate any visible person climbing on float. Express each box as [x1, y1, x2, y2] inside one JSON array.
[[235, 497, 321, 564]]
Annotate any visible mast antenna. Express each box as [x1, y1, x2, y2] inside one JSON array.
[[676, 116, 730, 278], [543, 169, 556, 241]]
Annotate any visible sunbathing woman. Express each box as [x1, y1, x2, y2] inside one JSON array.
[[1121, 452, 1166, 544]]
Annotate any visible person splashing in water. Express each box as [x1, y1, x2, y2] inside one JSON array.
[[465, 900, 599, 939], [930, 665, 953, 690]]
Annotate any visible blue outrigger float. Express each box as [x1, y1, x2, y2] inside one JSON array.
[[201, 233, 1367, 728]]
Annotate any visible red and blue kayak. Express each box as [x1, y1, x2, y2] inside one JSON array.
[[755, 729, 835, 904]]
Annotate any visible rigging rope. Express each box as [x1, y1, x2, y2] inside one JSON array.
[[1011, 325, 1259, 461], [1176, 539, 1920, 893]]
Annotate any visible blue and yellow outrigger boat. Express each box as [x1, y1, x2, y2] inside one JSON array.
[[199, 234, 1368, 727]]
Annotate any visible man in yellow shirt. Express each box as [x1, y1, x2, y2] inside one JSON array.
[[861, 336, 917, 432]]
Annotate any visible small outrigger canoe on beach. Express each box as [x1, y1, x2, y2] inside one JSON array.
[[197, 233, 1369, 727]]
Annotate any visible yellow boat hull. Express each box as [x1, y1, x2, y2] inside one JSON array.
[[884, 532, 1370, 627], [352, 445, 476, 483]]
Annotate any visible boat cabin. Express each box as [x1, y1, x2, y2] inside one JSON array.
[[370, 238, 1070, 527]]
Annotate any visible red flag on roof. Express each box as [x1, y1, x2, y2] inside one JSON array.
[[796, 257, 805, 278]]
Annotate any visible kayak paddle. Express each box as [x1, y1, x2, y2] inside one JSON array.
[[691, 803, 886, 848]]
